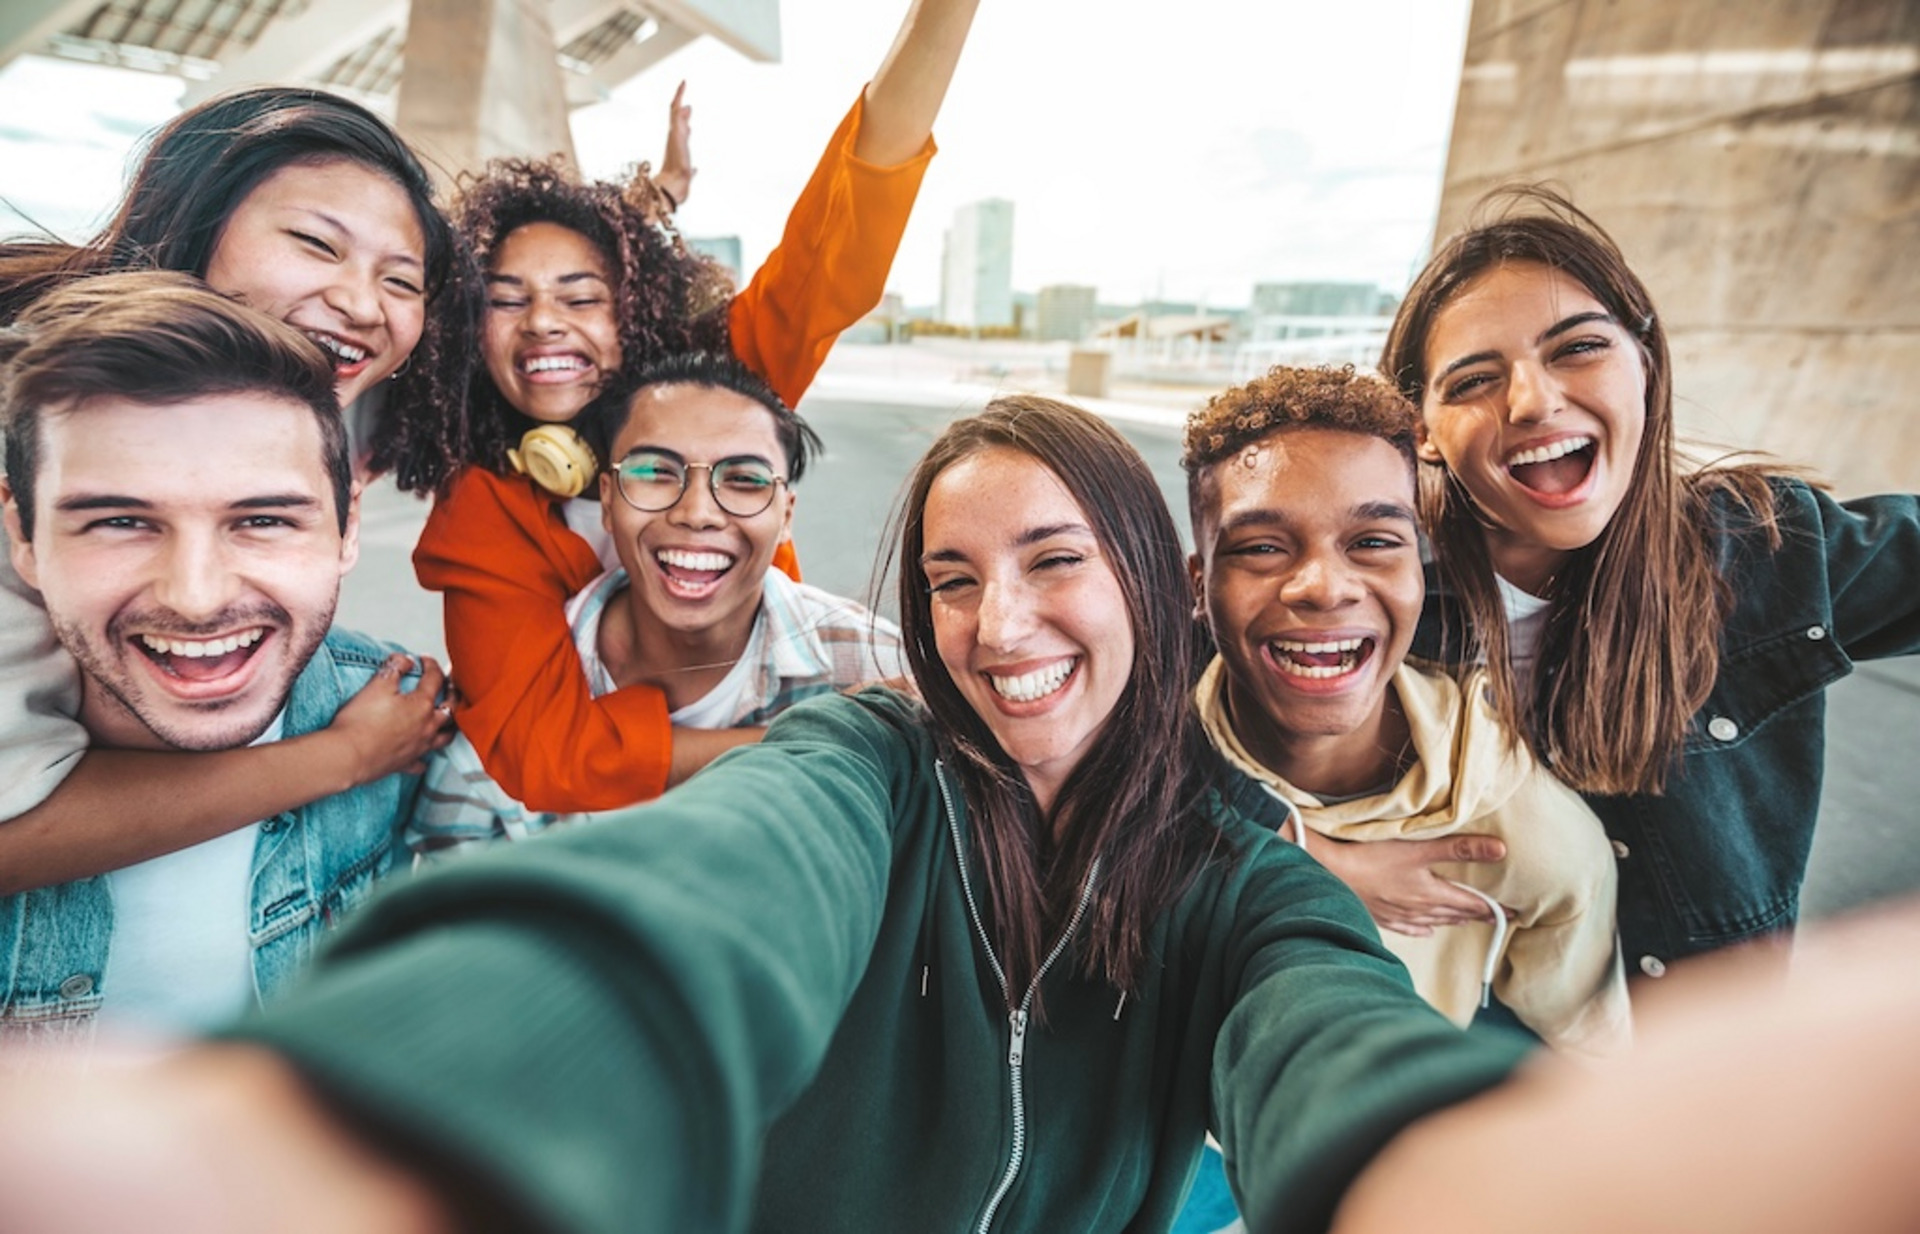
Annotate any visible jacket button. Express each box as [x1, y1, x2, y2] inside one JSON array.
[[1638, 955, 1668, 978], [1707, 715, 1739, 742], [58, 974, 94, 999], [1611, 840, 1630, 859], [1806, 625, 1826, 641]]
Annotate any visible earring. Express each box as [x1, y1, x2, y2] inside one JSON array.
[[387, 355, 413, 381]]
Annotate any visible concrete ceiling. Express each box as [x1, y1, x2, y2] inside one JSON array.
[[0, 0, 779, 111]]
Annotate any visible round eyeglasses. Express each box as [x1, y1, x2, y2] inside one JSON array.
[[613, 450, 787, 518]]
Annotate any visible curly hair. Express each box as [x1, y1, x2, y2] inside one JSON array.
[[1181, 364, 1417, 528], [379, 156, 736, 495]]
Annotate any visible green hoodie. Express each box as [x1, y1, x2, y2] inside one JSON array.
[[232, 689, 1528, 1234]]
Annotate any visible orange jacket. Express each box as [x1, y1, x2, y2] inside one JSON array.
[[415, 95, 933, 812]]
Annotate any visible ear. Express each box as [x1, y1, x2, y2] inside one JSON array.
[[599, 471, 615, 531], [337, 480, 363, 577], [776, 488, 796, 545], [2, 480, 38, 591], [1414, 416, 1446, 465], [1186, 551, 1206, 622]]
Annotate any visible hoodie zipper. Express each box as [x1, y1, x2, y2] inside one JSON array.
[[935, 761, 1101, 1234]]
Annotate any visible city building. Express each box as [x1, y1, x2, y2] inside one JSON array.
[[939, 197, 1014, 329], [1250, 281, 1380, 319], [1035, 283, 1096, 342]]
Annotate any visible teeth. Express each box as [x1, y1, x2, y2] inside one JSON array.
[[657, 548, 734, 572], [306, 332, 367, 364], [1271, 637, 1364, 654], [523, 355, 589, 374], [1269, 637, 1368, 680], [1276, 659, 1358, 680], [139, 629, 265, 658], [1508, 436, 1594, 467], [988, 658, 1075, 703]]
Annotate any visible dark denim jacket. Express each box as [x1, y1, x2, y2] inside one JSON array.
[[0, 628, 424, 1042], [1415, 480, 1920, 973]]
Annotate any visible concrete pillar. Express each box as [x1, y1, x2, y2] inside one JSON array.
[[1434, 0, 1919, 494], [395, 0, 576, 183]]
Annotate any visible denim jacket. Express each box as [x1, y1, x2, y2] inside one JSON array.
[[1416, 479, 1920, 975], [0, 628, 423, 1042]]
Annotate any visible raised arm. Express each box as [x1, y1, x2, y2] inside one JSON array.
[[856, 0, 981, 166], [726, 0, 979, 408]]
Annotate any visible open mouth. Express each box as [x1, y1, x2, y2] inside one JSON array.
[[654, 547, 736, 599], [1266, 636, 1375, 681], [987, 657, 1078, 704], [1506, 435, 1596, 497], [305, 330, 370, 376], [135, 627, 268, 684]]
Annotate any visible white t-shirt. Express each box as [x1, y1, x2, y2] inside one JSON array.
[[95, 715, 285, 1039], [0, 527, 85, 821], [1496, 574, 1553, 695], [562, 496, 616, 569], [661, 620, 764, 728]]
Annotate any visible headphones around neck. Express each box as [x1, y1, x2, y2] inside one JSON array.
[[507, 424, 600, 499]]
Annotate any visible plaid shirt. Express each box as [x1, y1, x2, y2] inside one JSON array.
[[409, 568, 905, 854]]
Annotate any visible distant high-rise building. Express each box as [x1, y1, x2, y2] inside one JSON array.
[[687, 235, 744, 284], [1036, 284, 1097, 342], [1251, 281, 1380, 318], [940, 198, 1015, 328]]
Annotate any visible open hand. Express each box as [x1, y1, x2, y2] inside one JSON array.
[[1310, 833, 1509, 937], [330, 653, 456, 782]]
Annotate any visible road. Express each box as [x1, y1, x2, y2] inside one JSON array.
[[339, 391, 1920, 926]]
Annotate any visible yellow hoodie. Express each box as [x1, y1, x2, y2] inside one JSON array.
[[1198, 656, 1631, 1057]]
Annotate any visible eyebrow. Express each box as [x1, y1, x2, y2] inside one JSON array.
[[53, 494, 323, 514], [1217, 501, 1417, 535], [919, 521, 1093, 566], [303, 208, 425, 273], [618, 447, 775, 468], [484, 271, 610, 287], [1433, 310, 1619, 385]]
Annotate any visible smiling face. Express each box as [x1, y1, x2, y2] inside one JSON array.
[[202, 158, 427, 408], [1416, 260, 1649, 593], [597, 382, 793, 655], [4, 393, 358, 751], [484, 222, 624, 424], [920, 448, 1134, 814], [1192, 429, 1423, 783]]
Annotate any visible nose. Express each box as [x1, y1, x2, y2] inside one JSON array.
[[1278, 549, 1362, 611], [665, 465, 727, 530], [1506, 359, 1561, 425], [974, 576, 1038, 653], [322, 265, 382, 329], [522, 292, 563, 336], [151, 530, 241, 621]]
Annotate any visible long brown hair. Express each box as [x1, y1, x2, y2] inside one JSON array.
[[893, 396, 1223, 1006], [1381, 187, 1779, 794]]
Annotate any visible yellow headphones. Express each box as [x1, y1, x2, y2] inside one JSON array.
[[507, 424, 600, 499]]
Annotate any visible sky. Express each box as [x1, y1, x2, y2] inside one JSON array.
[[0, 0, 1473, 309]]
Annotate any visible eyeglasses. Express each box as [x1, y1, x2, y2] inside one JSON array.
[[613, 449, 787, 517]]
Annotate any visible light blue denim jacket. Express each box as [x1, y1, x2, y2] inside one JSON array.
[[0, 628, 423, 1042]]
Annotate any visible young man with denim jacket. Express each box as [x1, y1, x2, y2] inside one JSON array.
[[0, 273, 457, 1043]]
